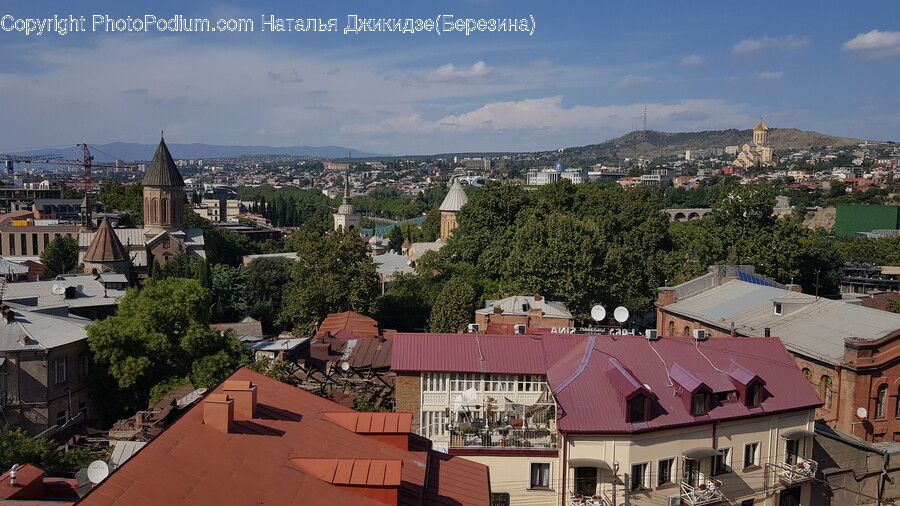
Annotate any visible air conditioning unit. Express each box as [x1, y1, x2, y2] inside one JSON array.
[[467, 323, 480, 333], [514, 324, 526, 335], [667, 495, 683, 506], [693, 329, 708, 341], [646, 329, 659, 341]]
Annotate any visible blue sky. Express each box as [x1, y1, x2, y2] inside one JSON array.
[[1, 0, 899, 155]]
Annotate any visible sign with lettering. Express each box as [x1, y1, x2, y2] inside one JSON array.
[[490, 492, 510, 506]]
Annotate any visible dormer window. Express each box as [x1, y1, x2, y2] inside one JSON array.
[[628, 394, 651, 423], [691, 390, 710, 416], [746, 382, 762, 408], [773, 302, 782, 315]]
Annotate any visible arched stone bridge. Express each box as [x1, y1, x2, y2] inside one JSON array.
[[665, 208, 712, 222]]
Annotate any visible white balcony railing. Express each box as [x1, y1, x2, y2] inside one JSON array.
[[680, 480, 727, 506], [777, 457, 818, 485], [449, 428, 557, 449]]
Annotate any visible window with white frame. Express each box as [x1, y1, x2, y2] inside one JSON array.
[[54, 357, 67, 384], [421, 410, 448, 438], [487, 374, 516, 392], [55, 410, 67, 426], [657, 458, 676, 486], [423, 373, 448, 392], [743, 442, 760, 468], [712, 448, 731, 476], [529, 462, 551, 489], [631, 462, 649, 490]]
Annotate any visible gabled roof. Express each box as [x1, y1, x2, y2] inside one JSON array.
[[476, 295, 573, 319], [78, 368, 490, 506], [663, 279, 900, 364], [547, 335, 821, 433], [83, 218, 128, 263], [143, 138, 185, 187], [439, 179, 468, 212]]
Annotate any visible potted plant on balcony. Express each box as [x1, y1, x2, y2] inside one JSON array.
[[498, 427, 509, 446]]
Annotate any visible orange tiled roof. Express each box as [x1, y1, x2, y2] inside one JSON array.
[[78, 368, 490, 506]]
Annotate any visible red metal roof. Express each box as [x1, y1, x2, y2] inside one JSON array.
[[291, 458, 403, 486], [391, 333, 587, 374], [315, 311, 380, 340], [548, 335, 822, 433], [78, 368, 490, 506], [321, 412, 413, 434]]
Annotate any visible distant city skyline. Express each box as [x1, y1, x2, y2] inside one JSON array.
[[1, 0, 898, 155]]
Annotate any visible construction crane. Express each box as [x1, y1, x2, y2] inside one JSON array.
[[1, 145, 137, 227]]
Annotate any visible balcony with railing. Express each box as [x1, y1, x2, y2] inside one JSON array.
[[680, 480, 727, 506], [777, 457, 817, 486], [568, 491, 612, 506], [449, 428, 557, 449]]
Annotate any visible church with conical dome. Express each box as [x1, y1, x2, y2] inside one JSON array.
[[79, 137, 205, 275], [732, 120, 776, 169]]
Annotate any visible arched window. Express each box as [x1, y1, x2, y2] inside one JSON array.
[[151, 198, 159, 224], [161, 198, 168, 224], [821, 376, 833, 410], [876, 384, 887, 419], [802, 368, 812, 382], [683, 326, 691, 337], [668, 321, 676, 336]]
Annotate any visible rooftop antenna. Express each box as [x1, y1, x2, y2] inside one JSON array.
[[643, 108, 647, 132]]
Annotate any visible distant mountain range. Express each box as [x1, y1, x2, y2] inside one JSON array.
[[568, 128, 868, 159], [8, 142, 387, 162]]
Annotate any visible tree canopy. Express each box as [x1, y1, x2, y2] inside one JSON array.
[[40, 236, 79, 279], [87, 278, 246, 418]]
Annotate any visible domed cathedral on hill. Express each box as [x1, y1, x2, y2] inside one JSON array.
[[732, 120, 776, 169], [79, 137, 206, 276]]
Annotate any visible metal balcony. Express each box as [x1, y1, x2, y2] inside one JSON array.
[[680, 480, 727, 506], [777, 457, 817, 485]]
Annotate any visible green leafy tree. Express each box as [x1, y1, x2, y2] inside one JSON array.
[[87, 278, 246, 418], [40, 236, 79, 278], [245, 257, 294, 333], [278, 230, 379, 335], [887, 297, 900, 314], [0, 426, 101, 478], [210, 264, 249, 323], [429, 278, 478, 333]]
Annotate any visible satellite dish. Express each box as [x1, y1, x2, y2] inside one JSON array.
[[87, 460, 109, 484], [340, 362, 350, 372], [857, 407, 868, 419], [590, 305, 606, 322], [52, 284, 64, 295], [613, 306, 630, 323]]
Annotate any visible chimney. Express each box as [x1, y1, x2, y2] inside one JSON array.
[[223, 380, 258, 421], [785, 284, 803, 293], [203, 394, 234, 433]]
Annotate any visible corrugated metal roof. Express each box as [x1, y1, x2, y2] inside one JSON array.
[[392, 333, 586, 374], [665, 279, 900, 363], [547, 335, 822, 433], [314, 311, 380, 340], [439, 179, 468, 212]]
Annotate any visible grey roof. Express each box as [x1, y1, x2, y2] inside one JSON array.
[[245, 338, 309, 351], [0, 305, 91, 352], [79, 227, 205, 267], [439, 179, 468, 212], [373, 252, 414, 278], [476, 295, 574, 319], [3, 274, 126, 310], [0, 257, 29, 276], [98, 273, 129, 284], [665, 279, 900, 364], [143, 138, 185, 187]]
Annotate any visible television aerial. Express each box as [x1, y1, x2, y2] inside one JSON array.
[[613, 306, 630, 323], [87, 460, 110, 484], [590, 305, 606, 322]]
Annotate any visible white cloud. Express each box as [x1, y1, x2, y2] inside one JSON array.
[[732, 35, 809, 54], [611, 74, 652, 89], [842, 30, 900, 58], [681, 54, 705, 66], [418, 61, 505, 84], [756, 71, 784, 80], [268, 68, 303, 83]]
